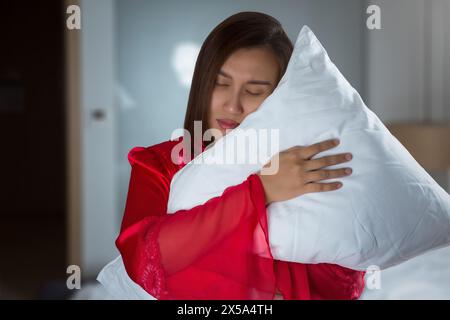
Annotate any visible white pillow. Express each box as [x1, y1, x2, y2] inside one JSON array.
[[97, 255, 156, 300], [167, 25, 450, 271]]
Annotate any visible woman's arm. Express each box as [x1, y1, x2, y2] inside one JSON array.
[[116, 149, 276, 299]]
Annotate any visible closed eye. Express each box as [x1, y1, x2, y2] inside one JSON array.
[[246, 90, 262, 96], [215, 81, 230, 87]]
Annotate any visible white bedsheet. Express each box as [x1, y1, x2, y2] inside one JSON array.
[[92, 250, 450, 300]]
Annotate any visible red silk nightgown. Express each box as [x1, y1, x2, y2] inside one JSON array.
[[115, 137, 366, 300]]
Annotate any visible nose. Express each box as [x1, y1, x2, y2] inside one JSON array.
[[223, 90, 244, 115]]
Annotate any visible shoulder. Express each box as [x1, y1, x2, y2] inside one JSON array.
[[127, 137, 184, 177]]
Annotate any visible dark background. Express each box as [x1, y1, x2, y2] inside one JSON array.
[[0, 0, 66, 299]]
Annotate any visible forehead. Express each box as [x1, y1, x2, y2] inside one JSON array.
[[220, 47, 279, 80]]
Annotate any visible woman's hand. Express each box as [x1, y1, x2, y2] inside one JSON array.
[[257, 139, 352, 205]]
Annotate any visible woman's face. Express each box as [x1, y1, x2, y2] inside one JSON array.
[[208, 47, 280, 138]]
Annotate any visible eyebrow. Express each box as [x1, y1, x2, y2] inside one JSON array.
[[218, 70, 273, 86]]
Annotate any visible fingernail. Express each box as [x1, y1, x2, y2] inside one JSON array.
[[345, 153, 352, 160], [334, 139, 340, 145], [345, 168, 352, 174], [337, 182, 343, 188]]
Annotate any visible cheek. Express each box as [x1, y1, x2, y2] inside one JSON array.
[[210, 89, 229, 114], [242, 95, 268, 114], [210, 91, 222, 112], [208, 91, 223, 127]]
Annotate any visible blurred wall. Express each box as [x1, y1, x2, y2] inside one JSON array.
[[364, 0, 450, 123], [364, 0, 450, 189], [77, 0, 118, 277]]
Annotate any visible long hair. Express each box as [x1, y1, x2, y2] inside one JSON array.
[[183, 11, 293, 158]]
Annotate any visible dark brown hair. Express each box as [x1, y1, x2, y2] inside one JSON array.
[[183, 11, 293, 157]]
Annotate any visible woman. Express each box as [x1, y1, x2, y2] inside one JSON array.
[[116, 11, 365, 300]]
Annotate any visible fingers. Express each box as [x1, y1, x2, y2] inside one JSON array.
[[304, 153, 352, 171], [304, 168, 352, 183], [304, 181, 343, 193], [299, 139, 340, 160]]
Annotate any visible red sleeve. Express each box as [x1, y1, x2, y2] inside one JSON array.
[[306, 264, 366, 300], [273, 260, 365, 300], [116, 148, 276, 300]]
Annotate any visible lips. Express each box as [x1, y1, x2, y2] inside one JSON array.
[[217, 119, 239, 130]]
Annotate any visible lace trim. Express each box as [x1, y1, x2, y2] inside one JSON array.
[[139, 216, 170, 299]]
